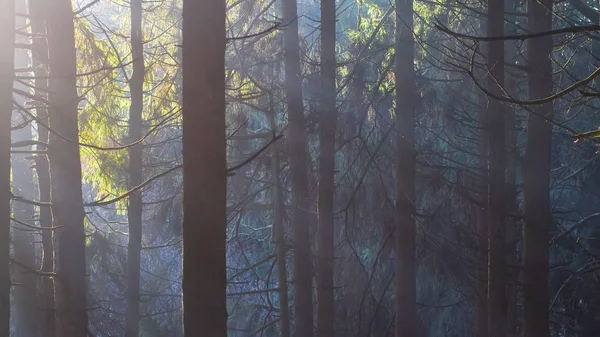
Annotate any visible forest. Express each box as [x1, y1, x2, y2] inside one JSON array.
[[0, 0, 599, 335]]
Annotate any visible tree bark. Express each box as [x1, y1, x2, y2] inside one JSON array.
[[394, 0, 417, 336], [11, 0, 39, 333], [281, 0, 314, 334], [12, 122, 39, 337], [523, 0, 552, 336], [125, 0, 144, 335], [181, 0, 227, 334], [317, 0, 336, 336], [0, 0, 13, 334], [29, 0, 56, 334], [269, 90, 291, 337], [46, 0, 88, 335], [486, 1, 508, 336], [504, 1, 519, 334]]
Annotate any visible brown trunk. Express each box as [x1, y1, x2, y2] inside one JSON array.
[[181, 0, 227, 334], [394, 0, 416, 336], [0, 0, 13, 334], [125, 0, 144, 335], [317, 0, 336, 334], [29, 0, 56, 334], [523, 1, 552, 336], [486, 1, 508, 336], [281, 0, 314, 334], [269, 90, 291, 337], [46, 0, 88, 335]]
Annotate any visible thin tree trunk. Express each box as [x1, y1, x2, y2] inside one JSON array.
[[125, 0, 144, 335], [181, 0, 227, 334], [29, 0, 56, 334], [504, 1, 519, 334], [474, 13, 489, 337], [12, 120, 39, 337], [523, 0, 552, 336], [0, 0, 13, 334], [317, 0, 336, 335], [46, 0, 88, 335], [281, 0, 314, 334], [12, 0, 39, 333], [486, 0, 508, 335], [475, 73, 489, 337], [269, 90, 291, 337], [394, 0, 417, 336]]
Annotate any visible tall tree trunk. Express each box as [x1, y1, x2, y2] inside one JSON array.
[[12, 0, 39, 333], [12, 123, 39, 337], [394, 0, 417, 336], [29, 0, 56, 334], [125, 0, 144, 335], [523, 1, 552, 336], [0, 0, 13, 334], [46, 0, 88, 335], [504, 1, 519, 334], [269, 91, 291, 337], [475, 85, 489, 337], [281, 0, 314, 334], [317, 0, 336, 336], [486, 1, 508, 336], [181, 0, 227, 334]]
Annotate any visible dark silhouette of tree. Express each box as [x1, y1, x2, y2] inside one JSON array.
[[523, 0, 553, 336], [181, 0, 227, 334], [281, 0, 314, 334], [125, 0, 145, 335], [46, 0, 88, 334], [394, 0, 417, 336], [486, 1, 508, 336]]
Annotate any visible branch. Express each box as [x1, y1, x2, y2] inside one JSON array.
[[435, 19, 600, 41], [85, 135, 283, 207]]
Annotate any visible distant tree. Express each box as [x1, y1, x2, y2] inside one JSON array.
[[181, 0, 227, 334], [486, 1, 508, 336], [28, 0, 55, 333], [125, 0, 145, 335], [0, 0, 12, 334], [317, 0, 336, 334]]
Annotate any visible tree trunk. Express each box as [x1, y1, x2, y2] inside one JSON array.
[[29, 0, 56, 334], [504, 1, 519, 334], [181, 0, 227, 334], [12, 120, 39, 337], [475, 76, 489, 337], [269, 91, 291, 337], [46, 0, 88, 335], [11, 0, 39, 333], [523, 0, 552, 336], [486, 1, 508, 336], [281, 0, 314, 334], [0, 0, 13, 334], [394, 0, 417, 336], [125, 0, 144, 335], [317, 0, 336, 336]]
